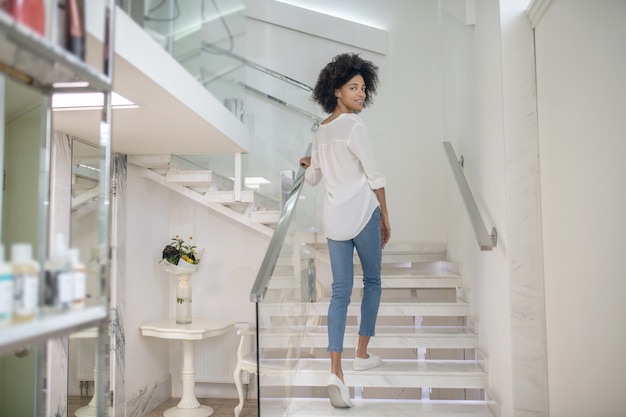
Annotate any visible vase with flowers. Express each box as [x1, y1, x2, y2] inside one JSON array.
[[160, 235, 202, 324]]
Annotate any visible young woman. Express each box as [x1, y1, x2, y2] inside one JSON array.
[[299, 53, 391, 408]]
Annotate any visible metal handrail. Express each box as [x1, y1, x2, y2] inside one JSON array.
[[199, 45, 322, 128], [249, 144, 311, 302], [443, 142, 497, 251]]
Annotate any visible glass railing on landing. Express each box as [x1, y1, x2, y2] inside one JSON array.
[[143, 0, 247, 107], [137, 0, 322, 209]]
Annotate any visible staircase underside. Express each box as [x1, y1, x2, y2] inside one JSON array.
[[128, 154, 280, 237]]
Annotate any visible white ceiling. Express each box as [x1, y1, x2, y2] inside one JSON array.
[[52, 53, 248, 155]]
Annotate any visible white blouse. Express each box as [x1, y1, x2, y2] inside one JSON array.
[[305, 113, 386, 240]]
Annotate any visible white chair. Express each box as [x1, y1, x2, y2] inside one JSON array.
[[233, 281, 324, 417]]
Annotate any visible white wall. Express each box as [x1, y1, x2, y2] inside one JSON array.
[[441, 0, 515, 413], [125, 164, 172, 398], [244, 0, 447, 244], [444, 0, 626, 416], [124, 164, 269, 400], [534, 2, 626, 416]]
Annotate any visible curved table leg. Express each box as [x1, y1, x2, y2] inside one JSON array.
[[75, 349, 98, 416]]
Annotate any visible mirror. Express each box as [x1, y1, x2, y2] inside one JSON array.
[[67, 138, 101, 416]]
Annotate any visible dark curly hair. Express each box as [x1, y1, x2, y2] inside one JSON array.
[[312, 53, 379, 114]]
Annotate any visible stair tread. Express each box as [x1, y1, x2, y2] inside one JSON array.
[[252, 325, 478, 349], [255, 359, 488, 389], [261, 298, 470, 318], [266, 297, 465, 305], [259, 358, 486, 376], [270, 273, 461, 283], [260, 398, 496, 417], [359, 276, 461, 289], [259, 325, 475, 337]]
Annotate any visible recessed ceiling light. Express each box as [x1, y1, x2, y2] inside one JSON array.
[[52, 92, 138, 111], [52, 81, 90, 89]]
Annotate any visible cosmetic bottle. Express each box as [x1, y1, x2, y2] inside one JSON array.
[[2, 0, 45, 35], [86, 247, 100, 306], [0, 244, 14, 327], [11, 243, 40, 323], [69, 248, 86, 310], [66, 0, 85, 60], [43, 233, 73, 313]]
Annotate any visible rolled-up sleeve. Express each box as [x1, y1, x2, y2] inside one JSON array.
[[304, 143, 323, 185], [304, 165, 322, 185]]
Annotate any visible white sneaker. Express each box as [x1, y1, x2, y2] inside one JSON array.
[[327, 374, 352, 408], [353, 353, 383, 371]]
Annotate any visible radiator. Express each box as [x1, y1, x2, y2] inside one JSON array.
[[75, 338, 96, 381], [173, 322, 251, 384]]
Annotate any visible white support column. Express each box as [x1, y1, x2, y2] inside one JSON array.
[[234, 153, 242, 202], [414, 316, 430, 400], [178, 340, 201, 409]]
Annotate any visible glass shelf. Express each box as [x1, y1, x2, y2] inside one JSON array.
[[0, 9, 111, 93], [0, 306, 107, 357]]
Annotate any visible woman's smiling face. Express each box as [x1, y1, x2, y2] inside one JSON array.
[[334, 74, 366, 114]]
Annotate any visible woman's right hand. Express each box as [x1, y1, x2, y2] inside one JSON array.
[[299, 157, 311, 168]]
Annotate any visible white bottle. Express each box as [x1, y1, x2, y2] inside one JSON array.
[[86, 247, 100, 306], [11, 243, 40, 323], [69, 248, 86, 310], [43, 233, 73, 313], [0, 244, 14, 326]]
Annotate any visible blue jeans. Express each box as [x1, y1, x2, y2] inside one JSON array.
[[327, 207, 382, 352]]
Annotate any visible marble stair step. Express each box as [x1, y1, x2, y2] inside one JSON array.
[[269, 262, 462, 290], [268, 273, 461, 290], [256, 325, 478, 349], [257, 358, 488, 389], [291, 240, 448, 263], [355, 273, 462, 289], [165, 169, 214, 187], [260, 398, 497, 417], [262, 298, 470, 318]]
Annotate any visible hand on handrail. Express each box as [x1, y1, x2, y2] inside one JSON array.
[[299, 157, 311, 168]]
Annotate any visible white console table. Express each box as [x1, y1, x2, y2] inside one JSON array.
[[140, 318, 235, 417]]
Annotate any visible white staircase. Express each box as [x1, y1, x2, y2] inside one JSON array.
[[128, 154, 281, 236], [253, 247, 499, 417]]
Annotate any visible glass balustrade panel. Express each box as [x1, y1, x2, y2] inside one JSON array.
[[143, 0, 246, 111], [141, 0, 322, 206], [255, 172, 322, 415]]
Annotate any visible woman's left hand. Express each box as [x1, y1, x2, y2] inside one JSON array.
[[299, 157, 311, 168]]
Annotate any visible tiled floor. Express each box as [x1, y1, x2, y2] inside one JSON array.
[[70, 396, 496, 417], [142, 398, 258, 417], [68, 396, 91, 416], [138, 397, 497, 417], [68, 396, 257, 417]]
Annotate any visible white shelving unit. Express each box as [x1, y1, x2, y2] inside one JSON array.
[[0, 3, 115, 415]]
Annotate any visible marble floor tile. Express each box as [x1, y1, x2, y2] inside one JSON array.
[[136, 397, 495, 417], [140, 397, 257, 417]]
